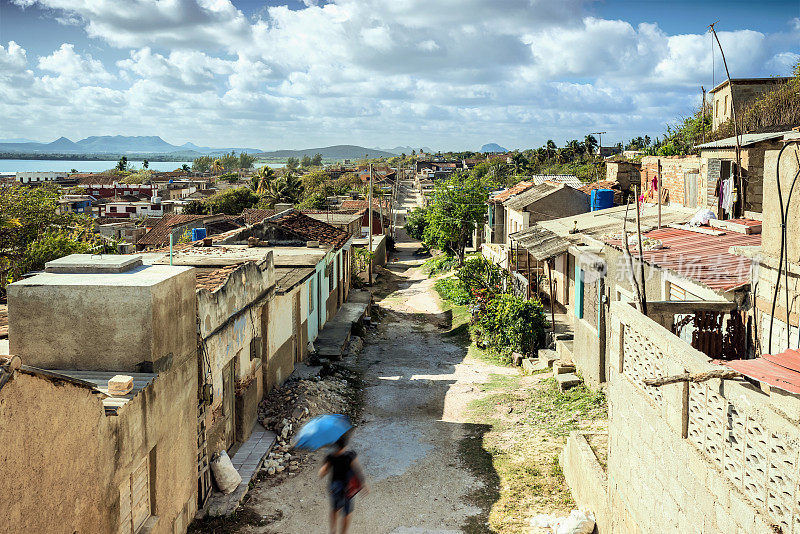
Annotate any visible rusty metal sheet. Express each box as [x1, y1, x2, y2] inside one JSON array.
[[724, 356, 800, 396], [762, 349, 800, 373], [604, 226, 761, 292]]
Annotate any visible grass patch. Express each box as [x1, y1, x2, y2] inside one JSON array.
[[459, 374, 608, 532], [434, 277, 471, 305], [423, 254, 458, 277], [527, 378, 607, 437]]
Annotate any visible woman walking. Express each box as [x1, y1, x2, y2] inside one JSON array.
[[319, 433, 367, 534]]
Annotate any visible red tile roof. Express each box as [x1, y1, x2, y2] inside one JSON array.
[[267, 210, 349, 248], [241, 208, 278, 225], [136, 214, 213, 246], [489, 181, 535, 204], [75, 174, 120, 185], [195, 264, 243, 292], [604, 226, 761, 292], [340, 199, 389, 211]]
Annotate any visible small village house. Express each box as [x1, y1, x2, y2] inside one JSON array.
[[709, 77, 792, 131], [1, 255, 199, 534]]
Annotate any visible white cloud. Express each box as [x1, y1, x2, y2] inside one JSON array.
[[3, 0, 800, 148], [0, 41, 28, 72], [37, 43, 114, 84]]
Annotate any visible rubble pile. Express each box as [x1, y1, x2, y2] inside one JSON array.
[[256, 366, 360, 477]]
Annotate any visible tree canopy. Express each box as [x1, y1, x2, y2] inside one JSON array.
[[423, 172, 493, 264]]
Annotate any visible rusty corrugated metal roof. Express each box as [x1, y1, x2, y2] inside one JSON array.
[[604, 226, 761, 292], [723, 349, 800, 396]]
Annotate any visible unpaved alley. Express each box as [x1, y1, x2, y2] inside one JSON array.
[[239, 180, 517, 533]]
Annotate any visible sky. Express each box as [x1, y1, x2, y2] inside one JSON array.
[[0, 0, 798, 152]]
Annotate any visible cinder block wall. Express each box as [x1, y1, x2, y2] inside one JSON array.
[[640, 156, 701, 208], [607, 302, 794, 533]]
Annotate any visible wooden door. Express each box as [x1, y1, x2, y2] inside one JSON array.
[[684, 173, 698, 208], [222, 361, 235, 449], [119, 455, 150, 534]]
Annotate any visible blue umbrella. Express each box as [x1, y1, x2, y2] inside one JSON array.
[[292, 414, 352, 450]]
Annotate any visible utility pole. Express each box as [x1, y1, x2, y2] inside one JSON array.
[[709, 21, 743, 217], [590, 131, 606, 156], [657, 159, 662, 228], [368, 163, 373, 285], [701, 86, 707, 144]]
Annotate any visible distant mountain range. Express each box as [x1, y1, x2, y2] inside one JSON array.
[[0, 137, 39, 144], [0, 135, 263, 157], [374, 145, 434, 155], [262, 145, 396, 159], [0, 135, 400, 160], [480, 143, 508, 153]]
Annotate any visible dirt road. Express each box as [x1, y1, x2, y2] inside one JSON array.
[[240, 181, 515, 534]]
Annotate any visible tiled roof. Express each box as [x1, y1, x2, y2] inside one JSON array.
[[340, 199, 389, 211], [0, 304, 7, 338], [195, 264, 243, 292], [242, 208, 277, 225], [604, 226, 761, 292], [275, 266, 316, 294], [531, 175, 584, 189], [136, 214, 212, 246], [578, 180, 625, 205], [489, 181, 535, 204], [75, 174, 119, 185], [267, 209, 349, 248]]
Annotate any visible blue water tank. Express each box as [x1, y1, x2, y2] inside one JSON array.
[[591, 189, 615, 211], [192, 227, 207, 241]]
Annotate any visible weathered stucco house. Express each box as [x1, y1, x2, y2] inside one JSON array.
[[709, 77, 791, 131], [502, 182, 589, 244], [1, 255, 199, 534]]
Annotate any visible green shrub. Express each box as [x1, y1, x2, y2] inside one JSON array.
[[404, 206, 428, 240], [477, 294, 548, 354], [456, 256, 507, 299], [423, 254, 458, 276], [434, 277, 472, 305]]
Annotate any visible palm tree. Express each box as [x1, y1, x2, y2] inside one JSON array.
[[253, 166, 276, 196], [545, 140, 556, 160], [210, 159, 224, 174], [584, 135, 598, 156]]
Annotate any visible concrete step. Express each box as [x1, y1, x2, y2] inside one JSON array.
[[556, 372, 582, 392], [554, 361, 576, 375], [522, 358, 550, 375], [537, 349, 559, 367]]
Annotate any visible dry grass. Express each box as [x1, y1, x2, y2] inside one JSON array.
[[460, 372, 608, 533]]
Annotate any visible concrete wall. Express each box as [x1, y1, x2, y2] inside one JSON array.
[[606, 161, 640, 190], [560, 432, 611, 533], [606, 301, 793, 533], [1, 355, 198, 534], [640, 156, 702, 208], [8, 265, 196, 372], [528, 187, 590, 223], [750, 146, 800, 353], [198, 259, 275, 451]]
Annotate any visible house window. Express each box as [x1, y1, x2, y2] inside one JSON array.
[[724, 95, 729, 116], [715, 100, 719, 118], [127, 207, 136, 213], [110, 206, 117, 212], [309, 278, 315, 312]]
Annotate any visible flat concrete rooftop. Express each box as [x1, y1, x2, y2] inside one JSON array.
[[139, 245, 272, 266], [11, 264, 193, 287]]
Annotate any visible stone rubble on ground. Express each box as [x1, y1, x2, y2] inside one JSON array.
[[256, 366, 358, 477]]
